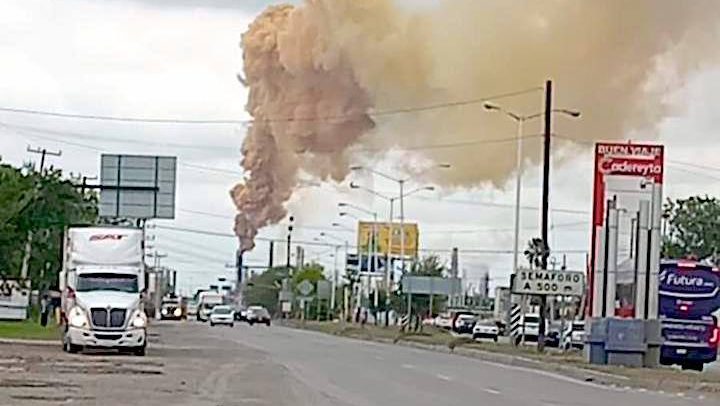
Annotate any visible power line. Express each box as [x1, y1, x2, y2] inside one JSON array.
[[0, 86, 541, 125], [1, 119, 539, 154]]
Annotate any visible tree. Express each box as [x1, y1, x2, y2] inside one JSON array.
[[524, 237, 549, 270], [244, 267, 288, 314], [0, 162, 97, 289], [663, 195, 720, 263]]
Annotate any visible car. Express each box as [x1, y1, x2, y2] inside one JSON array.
[[561, 321, 585, 350], [186, 300, 198, 317], [544, 329, 561, 348], [473, 321, 499, 342], [246, 306, 271, 326], [434, 313, 453, 330], [453, 314, 477, 335], [234, 306, 248, 322], [208, 305, 235, 327]]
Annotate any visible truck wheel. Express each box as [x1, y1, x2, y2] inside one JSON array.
[[65, 341, 81, 354], [265, 320, 271, 326]]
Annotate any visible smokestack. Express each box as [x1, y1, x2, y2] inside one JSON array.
[[236, 249, 244, 287], [451, 247, 459, 278]]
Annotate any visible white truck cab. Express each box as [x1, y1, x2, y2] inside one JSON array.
[[60, 227, 147, 355]]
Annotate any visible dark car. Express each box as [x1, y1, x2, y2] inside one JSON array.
[[544, 329, 561, 348], [453, 314, 477, 335], [246, 306, 271, 326]]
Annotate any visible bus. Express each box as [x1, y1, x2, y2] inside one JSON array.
[[659, 260, 720, 371]]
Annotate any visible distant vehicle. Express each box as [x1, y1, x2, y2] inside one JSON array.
[[209, 305, 235, 327], [544, 328, 561, 348], [658, 260, 720, 371], [197, 291, 224, 322], [234, 305, 247, 322], [246, 306, 271, 326], [160, 296, 184, 320], [512, 313, 549, 345], [453, 314, 477, 335], [186, 300, 198, 317], [434, 313, 453, 330], [59, 227, 147, 356], [561, 321, 586, 350], [473, 321, 499, 342], [421, 317, 436, 327]]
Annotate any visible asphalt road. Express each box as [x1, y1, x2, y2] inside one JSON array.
[[0, 322, 714, 405]]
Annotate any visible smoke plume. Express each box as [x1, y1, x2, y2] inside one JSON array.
[[231, 0, 720, 252]]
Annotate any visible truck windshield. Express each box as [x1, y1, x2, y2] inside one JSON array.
[[76, 273, 138, 293]]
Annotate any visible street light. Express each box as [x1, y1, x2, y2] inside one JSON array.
[[483, 102, 580, 275], [349, 165, 450, 278]]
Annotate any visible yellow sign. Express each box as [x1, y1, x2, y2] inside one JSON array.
[[357, 221, 419, 257]]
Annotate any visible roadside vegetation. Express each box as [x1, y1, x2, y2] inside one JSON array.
[[0, 320, 60, 341]]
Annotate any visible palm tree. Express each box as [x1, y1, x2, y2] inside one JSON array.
[[524, 238, 549, 270]]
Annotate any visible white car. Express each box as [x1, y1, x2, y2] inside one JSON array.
[[473, 321, 499, 342], [561, 321, 585, 350], [209, 305, 235, 327], [434, 314, 453, 330]]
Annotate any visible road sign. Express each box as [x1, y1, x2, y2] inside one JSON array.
[[297, 280, 314, 296], [512, 269, 585, 296], [316, 280, 331, 300], [281, 301, 292, 313], [99, 154, 177, 219], [400, 276, 461, 296]]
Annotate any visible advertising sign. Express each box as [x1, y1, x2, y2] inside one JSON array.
[[589, 142, 664, 316], [357, 221, 419, 257], [512, 269, 585, 296], [659, 263, 720, 317], [592, 143, 664, 228]]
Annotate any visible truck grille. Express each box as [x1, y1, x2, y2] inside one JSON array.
[[90, 308, 127, 328]]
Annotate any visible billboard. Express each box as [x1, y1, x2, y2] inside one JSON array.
[[99, 154, 177, 219], [357, 221, 419, 257], [589, 142, 664, 317]]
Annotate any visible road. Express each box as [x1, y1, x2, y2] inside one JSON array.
[[0, 322, 714, 406]]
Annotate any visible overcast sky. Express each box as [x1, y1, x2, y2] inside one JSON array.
[[2, 0, 720, 296]]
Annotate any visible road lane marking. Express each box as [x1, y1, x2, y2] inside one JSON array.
[[435, 374, 452, 381], [401, 364, 415, 369], [482, 388, 501, 395]]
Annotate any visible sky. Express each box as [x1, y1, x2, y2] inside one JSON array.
[[2, 0, 720, 296]]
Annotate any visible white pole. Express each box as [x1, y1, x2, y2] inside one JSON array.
[[605, 207, 620, 317], [331, 244, 338, 314], [385, 198, 394, 326], [512, 119, 524, 275]]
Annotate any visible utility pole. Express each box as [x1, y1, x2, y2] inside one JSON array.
[[20, 146, 62, 281], [538, 79, 553, 352], [286, 216, 294, 269]]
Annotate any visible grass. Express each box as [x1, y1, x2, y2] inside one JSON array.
[[0, 320, 61, 341]]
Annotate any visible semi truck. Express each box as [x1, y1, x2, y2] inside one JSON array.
[[658, 260, 720, 371], [59, 226, 147, 355]]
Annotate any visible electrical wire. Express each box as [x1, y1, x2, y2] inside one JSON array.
[[0, 86, 541, 125]]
